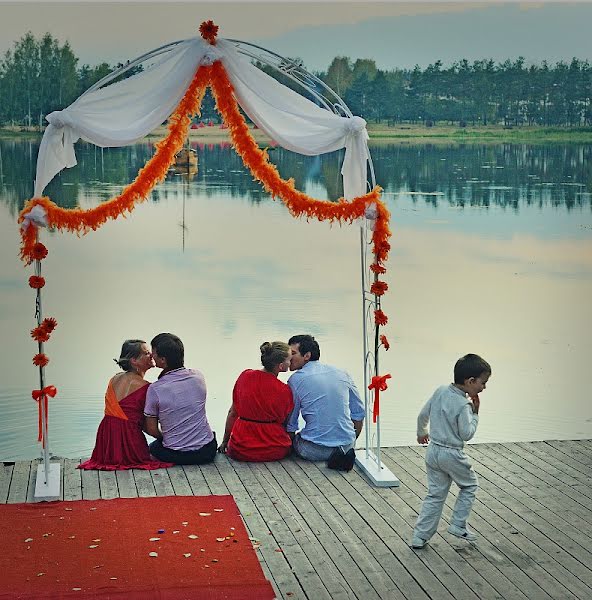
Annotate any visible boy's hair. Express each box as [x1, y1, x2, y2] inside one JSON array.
[[454, 353, 491, 384], [151, 333, 184, 369], [288, 334, 320, 361]]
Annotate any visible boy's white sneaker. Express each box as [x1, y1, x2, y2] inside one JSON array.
[[410, 535, 427, 549], [447, 524, 477, 541]]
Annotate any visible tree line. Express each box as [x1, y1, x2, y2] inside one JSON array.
[[1, 32, 591, 128]]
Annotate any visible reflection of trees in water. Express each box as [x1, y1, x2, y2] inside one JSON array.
[[372, 143, 592, 211], [1, 140, 590, 215]]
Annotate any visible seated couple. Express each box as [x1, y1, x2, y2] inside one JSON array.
[[219, 334, 365, 469], [79, 333, 216, 471]]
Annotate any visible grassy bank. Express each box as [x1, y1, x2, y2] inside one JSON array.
[[2, 124, 592, 144]]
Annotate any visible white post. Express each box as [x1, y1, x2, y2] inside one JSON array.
[[33, 234, 61, 501]]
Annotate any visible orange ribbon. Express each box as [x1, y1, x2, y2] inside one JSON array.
[[32, 385, 57, 448], [368, 374, 391, 423]]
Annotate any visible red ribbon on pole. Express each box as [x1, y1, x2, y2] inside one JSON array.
[[368, 374, 391, 423], [32, 385, 57, 448]]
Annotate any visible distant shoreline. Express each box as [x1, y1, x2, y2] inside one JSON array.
[[1, 124, 591, 144]]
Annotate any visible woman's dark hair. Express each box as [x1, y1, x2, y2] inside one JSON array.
[[114, 339, 146, 372], [260, 341, 290, 371], [288, 334, 320, 361], [454, 354, 491, 384], [151, 333, 184, 369]]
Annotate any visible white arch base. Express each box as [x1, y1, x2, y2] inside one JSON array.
[[34, 462, 61, 501], [356, 451, 400, 487]]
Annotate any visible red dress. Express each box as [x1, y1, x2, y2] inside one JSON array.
[[78, 380, 173, 471], [227, 369, 294, 462]]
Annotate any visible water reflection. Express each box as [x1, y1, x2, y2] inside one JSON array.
[[0, 139, 591, 460]]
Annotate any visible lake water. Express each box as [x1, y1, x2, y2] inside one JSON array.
[[1, 139, 591, 461]]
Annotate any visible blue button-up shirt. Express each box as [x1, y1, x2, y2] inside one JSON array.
[[286, 361, 365, 447]]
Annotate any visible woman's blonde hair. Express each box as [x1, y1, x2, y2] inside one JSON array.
[[260, 341, 290, 371]]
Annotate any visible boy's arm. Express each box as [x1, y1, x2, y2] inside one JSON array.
[[416, 396, 432, 444], [457, 402, 479, 441]]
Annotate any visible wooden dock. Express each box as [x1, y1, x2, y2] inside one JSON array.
[[2, 440, 592, 599]]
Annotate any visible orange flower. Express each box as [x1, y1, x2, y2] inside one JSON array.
[[28, 275, 45, 289], [380, 335, 390, 350], [370, 280, 388, 296], [31, 326, 50, 343], [370, 263, 386, 275], [31, 242, 48, 260], [33, 353, 49, 367], [374, 309, 388, 326], [199, 20, 219, 44], [41, 317, 58, 332]]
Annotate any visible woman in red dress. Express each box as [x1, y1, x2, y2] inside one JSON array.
[[78, 340, 173, 471], [218, 341, 294, 462]]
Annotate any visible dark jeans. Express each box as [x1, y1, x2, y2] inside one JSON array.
[[149, 435, 217, 465]]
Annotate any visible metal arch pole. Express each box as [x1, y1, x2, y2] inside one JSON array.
[[33, 232, 60, 501], [360, 226, 370, 461]]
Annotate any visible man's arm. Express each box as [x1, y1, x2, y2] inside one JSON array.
[[286, 377, 301, 435], [144, 415, 163, 440], [352, 419, 363, 439]]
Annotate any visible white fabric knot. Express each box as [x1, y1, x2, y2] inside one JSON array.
[[343, 116, 367, 136], [365, 203, 377, 220], [20, 204, 48, 231], [46, 111, 67, 128], [200, 47, 223, 66]]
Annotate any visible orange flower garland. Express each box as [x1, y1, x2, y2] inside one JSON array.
[[374, 309, 388, 326], [380, 334, 390, 351]]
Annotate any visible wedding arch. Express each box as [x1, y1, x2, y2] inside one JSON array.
[[18, 22, 398, 497]]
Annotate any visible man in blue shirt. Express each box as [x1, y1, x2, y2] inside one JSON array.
[[286, 334, 365, 461]]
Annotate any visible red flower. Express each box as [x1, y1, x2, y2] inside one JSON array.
[[370, 263, 386, 275], [41, 317, 58, 332], [31, 242, 48, 261], [31, 326, 50, 343], [28, 275, 45, 289], [199, 20, 219, 44], [380, 335, 390, 351], [370, 280, 388, 296], [33, 353, 49, 367], [374, 309, 388, 326]]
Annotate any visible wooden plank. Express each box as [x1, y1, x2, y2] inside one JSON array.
[[388, 447, 561, 600], [281, 458, 384, 600], [249, 460, 346, 600], [545, 440, 592, 469], [63, 459, 82, 501], [150, 468, 174, 496], [166, 466, 193, 496], [7, 460, 31, 503], [80, 468, 101, 500], [407, 444, 592, 599], [181, 465, 211, 496], [397, 445, 590, 600], [98, 470, 119, 500], [132, 468, 157, 497], [216, 456, 304, 599], [329, 461, 467, 600], [303, 460, 433, 600], [200, 461, 229, 496], [262, 460, 358, 600], [0, 462, 13, 503], [115, 469, 138, 498]]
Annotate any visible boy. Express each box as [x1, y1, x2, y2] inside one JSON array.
[[411, 353, 491, 549]]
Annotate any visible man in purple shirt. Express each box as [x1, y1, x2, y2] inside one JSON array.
[[144, 333, 216, 465]]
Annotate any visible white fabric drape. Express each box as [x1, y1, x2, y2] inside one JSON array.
[[34, 36, 370, 200]]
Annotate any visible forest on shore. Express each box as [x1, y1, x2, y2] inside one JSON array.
[[1, 32, 591, 130]]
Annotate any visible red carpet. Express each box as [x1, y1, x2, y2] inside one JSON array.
[[0, 495, 275, 599]]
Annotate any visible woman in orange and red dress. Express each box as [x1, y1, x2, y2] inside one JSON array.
[[78, 339, 173, 471], [218, 341, 294, 462]]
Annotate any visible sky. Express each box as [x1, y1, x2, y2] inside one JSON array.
[[0, 2, 591, 72]]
